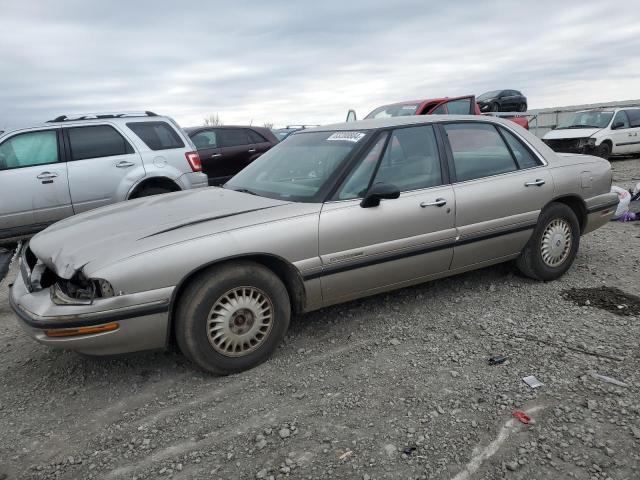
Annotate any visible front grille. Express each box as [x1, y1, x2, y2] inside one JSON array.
[[544, 138, 581, 153]]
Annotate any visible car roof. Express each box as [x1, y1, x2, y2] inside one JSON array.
[[184, 125, 262, 133], [306, 114, 505, 132]]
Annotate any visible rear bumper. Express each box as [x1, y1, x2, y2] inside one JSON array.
[[9, 261, 171, 355], [583, 193, 619, 234], [178, 172, 209, 190]]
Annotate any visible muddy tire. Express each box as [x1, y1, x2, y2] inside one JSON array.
[[175, 261, 291, 375], [516, 202, 580, 281], [596, 142, 611, 160]]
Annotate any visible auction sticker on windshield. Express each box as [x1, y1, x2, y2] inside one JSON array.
[[326, 132, 366, 143]]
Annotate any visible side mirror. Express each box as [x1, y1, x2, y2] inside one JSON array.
[[612, 121, 624, 130], [360, 183, 400, 208], [346, 109, 357, 123]]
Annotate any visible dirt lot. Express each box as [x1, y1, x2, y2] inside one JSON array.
[[0, 159, 639, 480]]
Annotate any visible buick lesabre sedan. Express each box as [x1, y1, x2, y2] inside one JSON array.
[[10, 116, 619, 374]]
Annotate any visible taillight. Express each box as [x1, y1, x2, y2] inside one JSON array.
[[185, 151, 202, 172]]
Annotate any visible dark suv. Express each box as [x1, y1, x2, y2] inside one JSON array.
[[186, 126, 278, 185], [477, 90, 527, 113]]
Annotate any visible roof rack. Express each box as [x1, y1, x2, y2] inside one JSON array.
[[46, 111, 158, 123], [285, 124, 320, 129]]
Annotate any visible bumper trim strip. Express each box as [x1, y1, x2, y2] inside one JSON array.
[[9, 293, 169, 330]]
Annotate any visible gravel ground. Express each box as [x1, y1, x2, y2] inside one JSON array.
[[0, 158, 639, 480]]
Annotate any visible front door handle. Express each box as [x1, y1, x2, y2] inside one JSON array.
[[116, 161, 135, 168], [524, 179, 545, 187], [37, 172, 58, 179], [420, 198, 447, 208], [211, 153, 222, 158], [248, 149, 256, 153]]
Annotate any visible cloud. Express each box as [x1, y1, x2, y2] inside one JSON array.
[[0, 0, 639, 131]]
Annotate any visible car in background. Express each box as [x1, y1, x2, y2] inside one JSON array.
[[11, 115, 618, 374], [477, 90, 528, 112], [272, 125, 320, 142], [542, 108, 640, 159], [186, 126, 278, 185], [354, 95, 529, 129], [0, 111, 207, 243]]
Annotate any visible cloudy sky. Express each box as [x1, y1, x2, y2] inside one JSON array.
[[0, 0, 639, 131]]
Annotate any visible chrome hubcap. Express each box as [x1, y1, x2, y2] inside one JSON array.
[[541, 219, 572, 267], [207, 287, 273, 357]]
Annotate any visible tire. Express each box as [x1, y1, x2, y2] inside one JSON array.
[[491, 102, 500, 112], [175, 261, 291, 375], [519, 103, 528, 112], [516, 202, 580, 281], [133, 186, 173, 198], [596, 142, 611, 160]]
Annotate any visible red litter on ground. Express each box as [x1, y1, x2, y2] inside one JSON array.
[[513, 411, 531, 424]]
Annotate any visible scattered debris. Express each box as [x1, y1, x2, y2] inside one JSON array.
[[589, 372, 629, 388], [402, 446, 417, 456], [488, 355, 507, 365], [522, 375, 543, 389], [338, 449, 353, 460], [513, 411, 532, 425]]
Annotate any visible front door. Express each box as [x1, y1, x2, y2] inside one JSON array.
[[64, 124, 145, 213], [0, 128, 72, 238], [441, 122, 554, 269], [218, 128, 254, 180], [318, 124, 456, 304]]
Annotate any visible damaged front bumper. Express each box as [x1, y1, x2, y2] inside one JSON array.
[[9, 248, 173, 355]]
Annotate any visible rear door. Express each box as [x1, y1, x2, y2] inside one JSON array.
[[218, 128, 254, 178], [318, 125, 456, 303], [429, 96, 476, 115], [65, 124, 144, 213], [610, 110, 631, 154], [441, 121, 553, 269], [0, 128, 72, 237]]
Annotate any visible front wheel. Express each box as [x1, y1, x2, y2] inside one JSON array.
[[175, 261, 291, 375], [596, 142, 611, 160], [491, 102, 500, 112], [516, 203, 580, 281]]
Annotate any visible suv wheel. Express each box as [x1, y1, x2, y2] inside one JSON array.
[[175, 261, 291, 375], [516, 202, 580, 281]]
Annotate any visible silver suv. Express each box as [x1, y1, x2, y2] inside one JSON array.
[[0, 111, 208, 242]]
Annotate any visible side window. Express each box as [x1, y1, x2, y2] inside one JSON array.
[[432, 99, 471, 115], [67, 125, 133, 161], [627, 109, 640, 128], [191, 130, 218, 150], [126, 121, 185, 150], [372, 125, 442, 191], [220, 129, 250, 147], [499, 127, 540, 169], [247, 129, 267, 143], [613, 111, 631, 129], [0, 130, 58, 170], [336, 133, 388, 200], [444, 123, 517, 182]]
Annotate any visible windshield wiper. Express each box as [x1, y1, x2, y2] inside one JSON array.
[[563, 125, 602, 129], [231, 188, 258, 196]]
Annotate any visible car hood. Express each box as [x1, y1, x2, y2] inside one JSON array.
[[29, 188, 291, 279], [543, 128, 602, 140]]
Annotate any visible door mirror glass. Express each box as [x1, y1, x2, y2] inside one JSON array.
[[360, 183, 400, 208], [346, 110, 357, 122]]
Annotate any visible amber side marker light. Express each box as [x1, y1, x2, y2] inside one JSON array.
[[45, 322, 119, 338]]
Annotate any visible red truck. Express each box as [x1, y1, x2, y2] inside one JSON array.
[[348, 95, 529, 129]]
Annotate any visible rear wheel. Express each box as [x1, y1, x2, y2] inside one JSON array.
[[596, 142, 611, 160], [519, 103, 528, 112], [175, 261, 291, 375], [516, 202, 580, 281]]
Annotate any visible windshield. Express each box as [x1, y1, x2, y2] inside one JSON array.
[[558, 111, 613, 129], [477, 90, 501, 100], [365, 103, 419, 119], [225, 130, 369, 202]]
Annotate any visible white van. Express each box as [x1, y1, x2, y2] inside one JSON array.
[[543, 107, 640, 159]]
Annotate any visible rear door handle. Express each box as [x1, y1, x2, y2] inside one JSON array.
[[524, 179, 545, 187], [248, 149, 256, 153], [420, 198, 447, 208], [116, 161, 135, 168], [37, 172, 58, 179], [211, 153, 222, 158]]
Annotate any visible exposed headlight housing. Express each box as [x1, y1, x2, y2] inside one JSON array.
[[50, 274, 115, 306], [577, 137, 597, 147]]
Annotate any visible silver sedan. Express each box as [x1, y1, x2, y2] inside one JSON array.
[[10, 115, 619, 374]]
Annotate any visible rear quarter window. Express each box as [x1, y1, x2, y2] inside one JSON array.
[[626, 109, 640, 128], [126, 121, 185, 150]]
